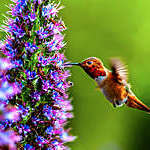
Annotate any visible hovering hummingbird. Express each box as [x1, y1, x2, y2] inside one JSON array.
[[65, 57, 150, 113]]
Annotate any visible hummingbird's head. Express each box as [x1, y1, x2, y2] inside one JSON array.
[[80, 57, 106, 79], [65, 57, 107, 79]]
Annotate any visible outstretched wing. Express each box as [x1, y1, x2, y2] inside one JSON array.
[[110, 58, 128, 84]]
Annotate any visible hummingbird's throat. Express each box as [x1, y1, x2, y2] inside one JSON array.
[[94, 70, 106, 78], [84, 67, 107, 79]]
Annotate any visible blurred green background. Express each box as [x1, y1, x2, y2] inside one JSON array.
[[1, 0, 150, 150]]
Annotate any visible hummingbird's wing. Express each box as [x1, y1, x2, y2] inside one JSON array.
[[110, 58, 128, 85]]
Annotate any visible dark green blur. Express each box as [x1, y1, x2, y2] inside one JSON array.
[[1, 0, 150, 150]]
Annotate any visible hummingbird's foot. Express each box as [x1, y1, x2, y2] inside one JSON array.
[[116, 100, 122, 106], [113, 101, 123, 108], [113, 102, 117, 108], [115, 98, 128, 107]]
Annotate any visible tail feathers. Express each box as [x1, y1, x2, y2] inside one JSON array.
[[126, 94, 150, 113]]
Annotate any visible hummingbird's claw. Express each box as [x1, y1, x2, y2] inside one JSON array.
[[113, 103, 117, 108]]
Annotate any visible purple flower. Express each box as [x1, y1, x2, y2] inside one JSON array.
[[0, 58, 13, 71], [24, 144, 35, 150], [0, 130, 21, 150], [45, 34, 65, 51], [0, 57, 21, 149], [0, 0, 75, 149], [0, 58, 21, 101], [25, 42, 38, 53], [0, 78, 20, 101], [0, 101, 20, 121]]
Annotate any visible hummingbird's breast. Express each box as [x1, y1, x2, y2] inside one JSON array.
[[97, 72, 128, 103]]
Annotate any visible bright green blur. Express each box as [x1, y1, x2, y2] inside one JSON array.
[[1, 0, 150, 150]]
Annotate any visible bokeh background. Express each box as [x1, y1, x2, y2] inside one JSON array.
[[1, 0, 150, 150]]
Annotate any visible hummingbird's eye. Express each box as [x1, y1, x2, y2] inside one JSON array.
[[87, 61, 93, 65]]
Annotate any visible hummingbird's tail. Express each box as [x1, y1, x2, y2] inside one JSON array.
[[126, 94, 150, 113]]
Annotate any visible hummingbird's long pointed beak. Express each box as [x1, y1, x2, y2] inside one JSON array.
[[64, 63, 81, 66]]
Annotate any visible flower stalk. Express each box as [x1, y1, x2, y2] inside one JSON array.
[[0, 0, 75, 149]]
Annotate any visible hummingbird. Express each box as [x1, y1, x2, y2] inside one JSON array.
[[65, 57, 150, 113]]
